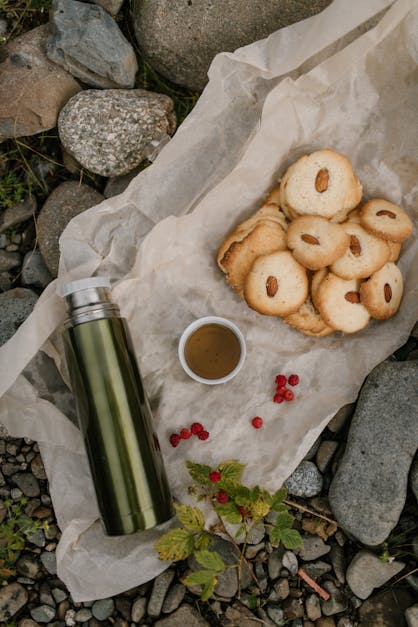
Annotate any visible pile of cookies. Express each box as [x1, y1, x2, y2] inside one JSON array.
[[217, 149, 413, 336]]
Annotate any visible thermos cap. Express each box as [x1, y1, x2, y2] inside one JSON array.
[[60, 276, 111, 298]]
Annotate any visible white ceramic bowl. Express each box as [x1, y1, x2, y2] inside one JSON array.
[[178, 316, 246, 385]]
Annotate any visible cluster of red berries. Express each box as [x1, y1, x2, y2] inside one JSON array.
[[169, 422, 209, 447], [251, 373, 300, 430], [209, 471, 247, 512], [273, 373, 299, 404]]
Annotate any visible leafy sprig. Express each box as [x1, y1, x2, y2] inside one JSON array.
[[154, 460, 303, 600]]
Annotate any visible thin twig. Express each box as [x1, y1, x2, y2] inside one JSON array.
[[392, 566, 418, 585], [298, 567, 330, 600], [284, 499, 338, 527]]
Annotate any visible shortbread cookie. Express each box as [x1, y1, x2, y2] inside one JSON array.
[[218, 222, 287, 295], [346, 208, 362, 223], [285, 296, 334, 336], [311, 268, 328, 310], [287, 216, 349, 270], [280, 149, 362, 219], [244, 250, 308, 317], [255, 205, 288, 231], [360, 199, 413, 243], [264, 185, 281, 206], [330, 222, 390, 279], [316, 273, 370, 333], [360, 262, 403, 320], [387, 240, 402, 262]]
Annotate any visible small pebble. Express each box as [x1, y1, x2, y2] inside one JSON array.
[[282, 551, 298, 576], [92, 598, 115, 620]]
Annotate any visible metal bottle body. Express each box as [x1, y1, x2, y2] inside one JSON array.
[[62, 285, 173, 535]]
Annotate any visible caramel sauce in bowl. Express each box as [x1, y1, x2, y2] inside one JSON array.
[[178, 316, 246, 384]]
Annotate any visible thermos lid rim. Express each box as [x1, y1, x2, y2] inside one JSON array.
[[60, 276, 111, 298]]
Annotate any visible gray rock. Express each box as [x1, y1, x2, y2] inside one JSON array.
[[21, 250, 53, 290], [406, 604, 418, 627], [346, 550, 404, 600], [30, 454, 47, 480], [359, 589, 413, 626], [58, 89, 176, 177], [302, 560, 332, 579], [131, 596, 147, 622], [161, 583, 186, 614], [0, 583, 28, 622], [283, 598, 304, 620], [321, 581, 347, 616], [337, 619, 354, 627], [147, 569, 175, 618], [154, 604, 209, 626], [305, 594, 322, 620], [132, 0, 331, 91], [410, 456, 418, 503], [224, 602, 261, 627], [40, 551, 57, 575], [18, 620, 40, 627], [268, 551, 282, 580], [329, 361, 418, 545], [37, 181, 104, 276], [246, 521, 265, 545], [298, 535, 330, 561], [245, 541, 264, 559], [273, 578, 290, 601], [52, 588, 68, 603], [92, 598, 114, 620], [303, 436, 322, 461], [30, 604, 56, 622], [0, 197, 36, 233], [0, 25, 80, 140], [284, 461, 323, 498], [0, 250, 20, 271], [282, 551, 298, 576], [103, 166, 142, 198], [327, 404, 355, 433], [74, 608, 92, 621], [89, 0, 124, 15], [316, 441, 338, 472], [266, 605, 285, 625], [329, 544, 345, 584], [47, 0, 137, 88], [411, 321, 418, 340], [26, 528, 46, 547], [12, 472, 40, 497], [39, 583, 55, 607]]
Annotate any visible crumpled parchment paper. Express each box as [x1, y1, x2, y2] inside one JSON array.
[[1, 0, 417, 601]]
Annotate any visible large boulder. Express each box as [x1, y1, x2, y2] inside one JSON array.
[[58, 89, 176, 176], [0, 25, 81, 141], [37, 181, 104, 276], [47, 0, 138, 89], [329, 361, 418, 545], [131, 0, 331, 91]]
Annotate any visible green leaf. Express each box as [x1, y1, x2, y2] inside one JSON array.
[[154, 528, 194, 561], [214, 502, 243, 525], [185, 461, 212, 486], [271, 487, 288, 511], [274, 512, 294, 530], [201, 578, 217, 601], [248, 486, 260, 504], [224, 510, 244, 524], [195, 550, 225, 572], [183, 570, 218, 600], [279, 528, 304, 550], [174, 504, 205, 532], [217, 460, 245, 482], [268, 525, 282, 548], [234, 524, 247, 540], [271, 503, 289, 513]]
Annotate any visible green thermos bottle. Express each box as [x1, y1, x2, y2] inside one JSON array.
[[61, 276, 173, 535]]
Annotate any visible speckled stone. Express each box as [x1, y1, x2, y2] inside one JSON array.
[[37, 181, 104, 276], [284, 461, 323, 498], [132, 0, 331, 91], [58, 89, 176, 176], [47, 0, 137, 88], [0, 288, 38, 345]]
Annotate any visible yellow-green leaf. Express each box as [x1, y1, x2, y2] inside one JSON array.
[[274, 512, 294, 530], [271, 487, 287, 511], [174, 504, 205, 531], [154, 529, 194, 562], [280, 528, 304, 550], [185, 461, 212, 485], [195, 550, 225, 572], [217, 460, 245, 481]]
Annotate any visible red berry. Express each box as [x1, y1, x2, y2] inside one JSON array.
[[209, 471, 222, 483], [275, 374, 287, 387], [273, 393, 284, 404], [252, 416, 263, 429], [276, 386, 287, 396], [288, 374, 299, 386], [284, 389, 294, 401], [169, 433, 181, 448], [191, 422, 204, 434], [180, 428, 192, 439], [217, 491, 229, 504], [238, 506, 248, 518], [198, 430, 210, 440]]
